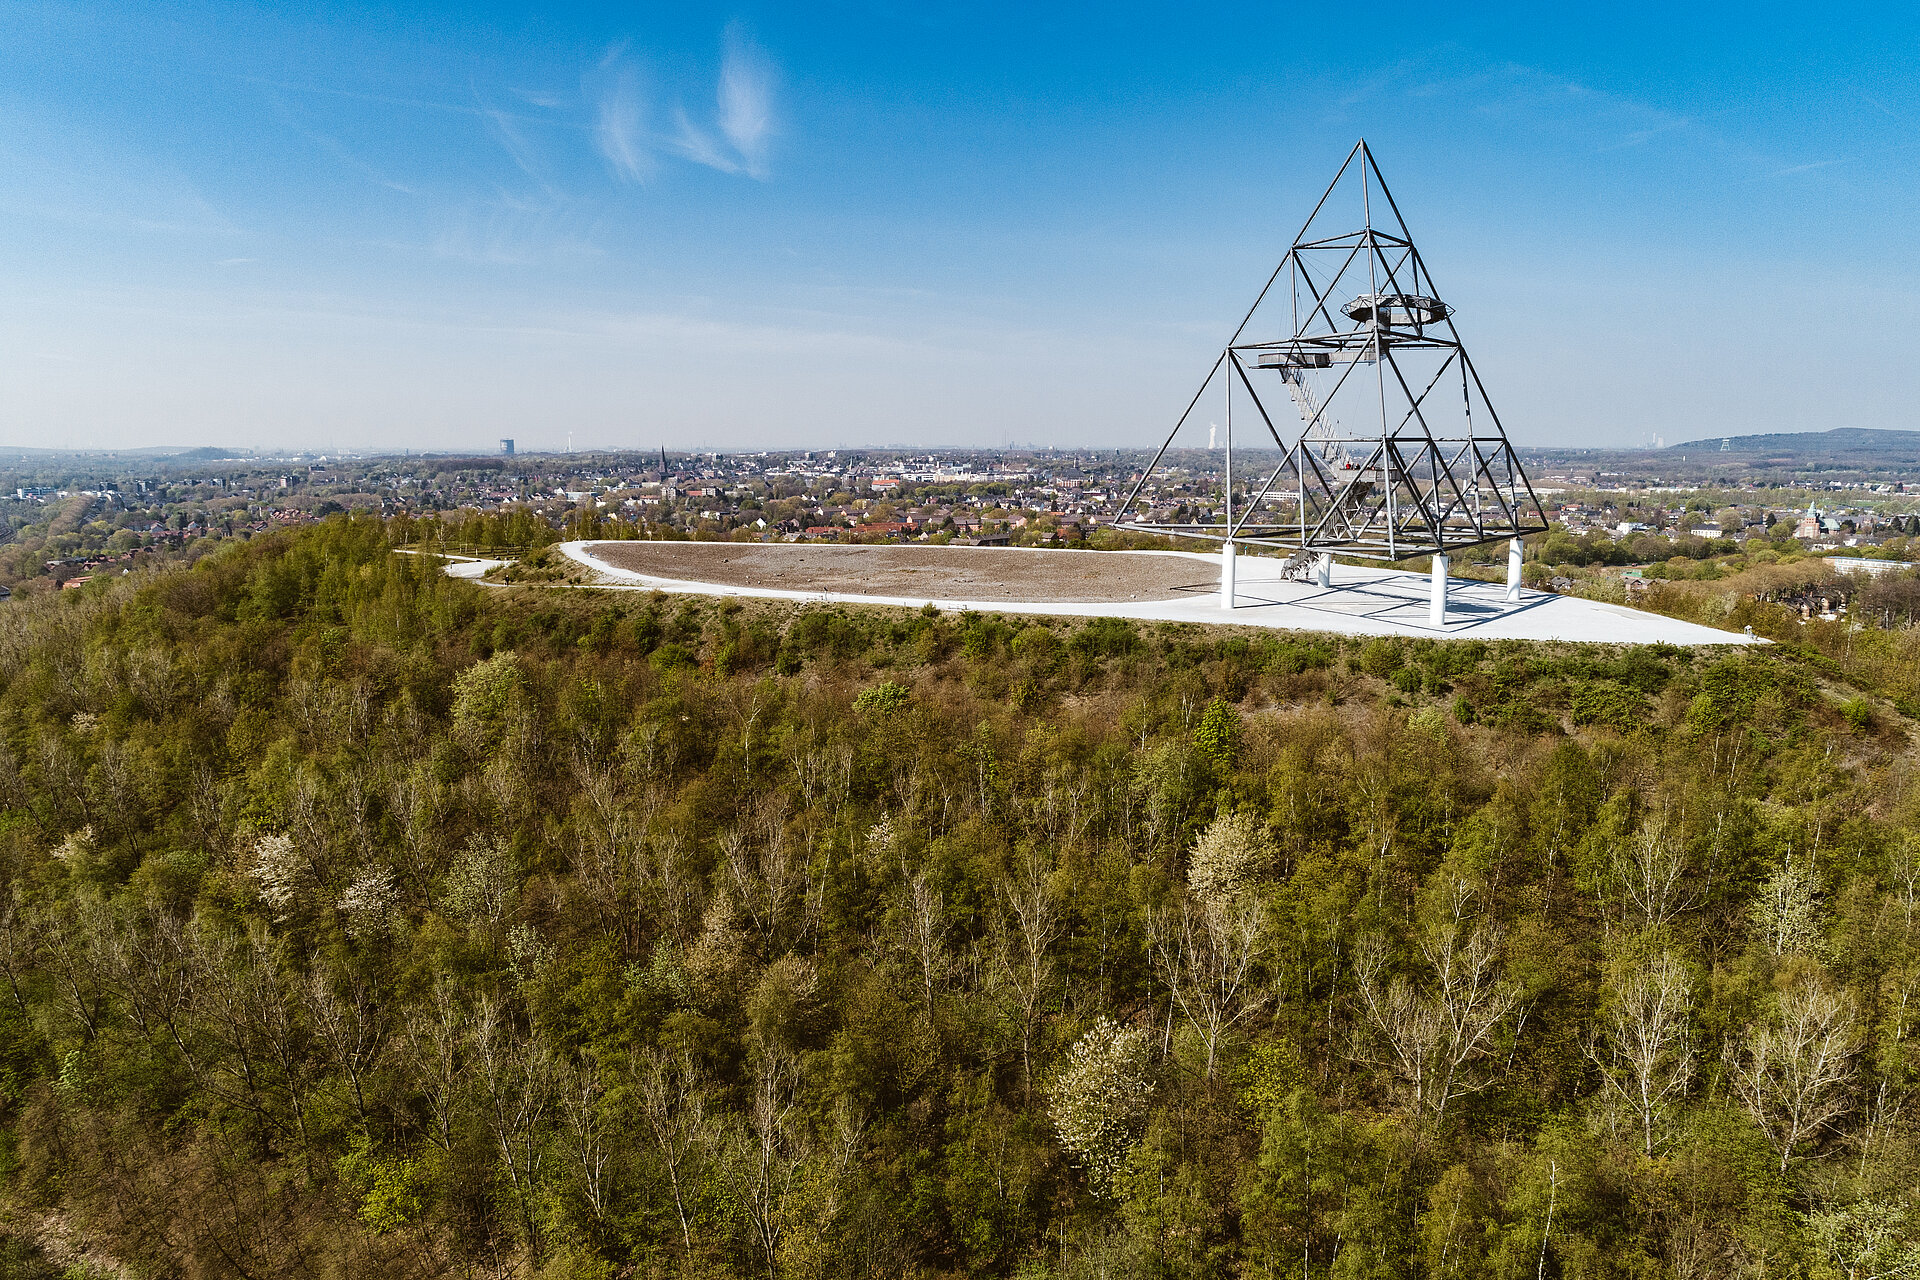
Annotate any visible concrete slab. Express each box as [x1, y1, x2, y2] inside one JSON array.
[[557, 541, 1755, 647]]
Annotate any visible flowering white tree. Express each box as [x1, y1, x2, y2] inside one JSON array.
[[1187, 810, 1274, 901], [51, 825, 95, 870], [250, 832, 308, 920], [1805, 1201, 1920, 1280], [337, 866, 399, 941], [1049, 1017, 1153, 1196]]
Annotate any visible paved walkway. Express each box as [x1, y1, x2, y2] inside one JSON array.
[[556, 542, 1754, 646], [395, 549, 506, 579]]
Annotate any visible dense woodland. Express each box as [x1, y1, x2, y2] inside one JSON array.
[[1, 516, 1919, 1278]]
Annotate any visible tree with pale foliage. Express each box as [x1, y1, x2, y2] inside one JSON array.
[[249, 832, 308, 920], [1805, 1201, 1920, 1280], [1186, 810, 1274, 902], [1748, 856, 1825, 957], [1050, 1017, 1153, 1198]]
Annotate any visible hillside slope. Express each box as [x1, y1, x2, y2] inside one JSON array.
[[0, 516, 1916, 1277]]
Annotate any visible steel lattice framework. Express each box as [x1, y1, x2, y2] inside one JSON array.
[[1119, 140, 1549, 562]]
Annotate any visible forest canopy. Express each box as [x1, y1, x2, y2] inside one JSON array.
[[0, 514, 1917, 1278]]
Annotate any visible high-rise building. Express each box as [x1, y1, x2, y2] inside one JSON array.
[[500, 439, 515, 456]]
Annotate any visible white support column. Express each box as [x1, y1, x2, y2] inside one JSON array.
[[1506, 537, 1524, 603], [1315, 551, 1332, 588], [1220, 541, 1236, 609], [1430, 553, 1449, 628]]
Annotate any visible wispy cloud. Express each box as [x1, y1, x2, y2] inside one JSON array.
[[259, 85, 417, 194], [666, 107, 741, 174], [660, 24, 779, 179], [718, 24, 776, 179], [431, 196, 604, 267], [594, 62, 654, 183], [306, 127, 416, 193], [1769, 158, 1847, 178]]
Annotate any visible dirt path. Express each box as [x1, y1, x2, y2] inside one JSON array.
[[584, 541, 1217, 603]]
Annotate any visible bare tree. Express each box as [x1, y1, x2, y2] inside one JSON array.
[[725, 799, 804, 956], [1727, 969, 1859, 1172], [102, 902, 203, 1083], [1149, 893, 1267, 1078], [1608, 821, 1700, 934], [718, 677, 779, 784], [715, 1053, 808, 1280], [35, 892, 111, 1039], [402, 975, 467, 1153], [185, 923, 317, 1160], [988, 848, 1061, 1097], [469, 995, 556, 1253], [0, 896, 37, 1014], [1352, 884, 1519, 1126], [637, 1048, 713, 1263], [900, 870, 949, 1022], [304, 964, 389, 1130], [240, 926, 318, 1166], [638, 828, 705, 946], [782, 1095, 869, 1277], [1588, 949, 1693, 1156], [1890, 838, 1920, 934], [785, 736, 832, 812], [382, 763, 445, 909], [556, 1054, 612, 1226]]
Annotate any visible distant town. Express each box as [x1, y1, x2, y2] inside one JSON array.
[[0, 435, 1915, 604]]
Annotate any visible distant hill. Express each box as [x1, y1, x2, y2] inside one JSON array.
[[1669, 427, 1920, 453], [0, 444, 243, 459]]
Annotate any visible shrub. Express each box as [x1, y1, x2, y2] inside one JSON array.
[[854, 681, 912, 717], [1071, 617, 1140, 659], [1357, 638, 1404, 678], [1569, 681, 1647, 730]]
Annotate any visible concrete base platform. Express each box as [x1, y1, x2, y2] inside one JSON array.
[[558, 542, 1754, 647]]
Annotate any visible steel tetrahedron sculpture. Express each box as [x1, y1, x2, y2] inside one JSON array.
[[1119, 140, 1549, 565]]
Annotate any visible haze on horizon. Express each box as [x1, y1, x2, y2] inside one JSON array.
[[2, 1, 1915, 456]]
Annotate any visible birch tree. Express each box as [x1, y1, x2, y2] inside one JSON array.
[[637, 1048, 713, 1263], [1727, 969, 1859, 1172], [1588, 948, 1693, 1155], [988, 848, 1060, 1097], [1149, 893, 1267, 1078], [1352, 883, 1519, 1126]]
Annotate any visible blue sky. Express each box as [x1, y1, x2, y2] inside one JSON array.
[[1, 1, 1916, 454]]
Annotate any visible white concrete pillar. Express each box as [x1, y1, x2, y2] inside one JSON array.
[[1315, 551, 1332, 588], [1506, 537, 1524, 603], [1220, 541, 1236, 609], [1430, 553, 1449, 627]]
